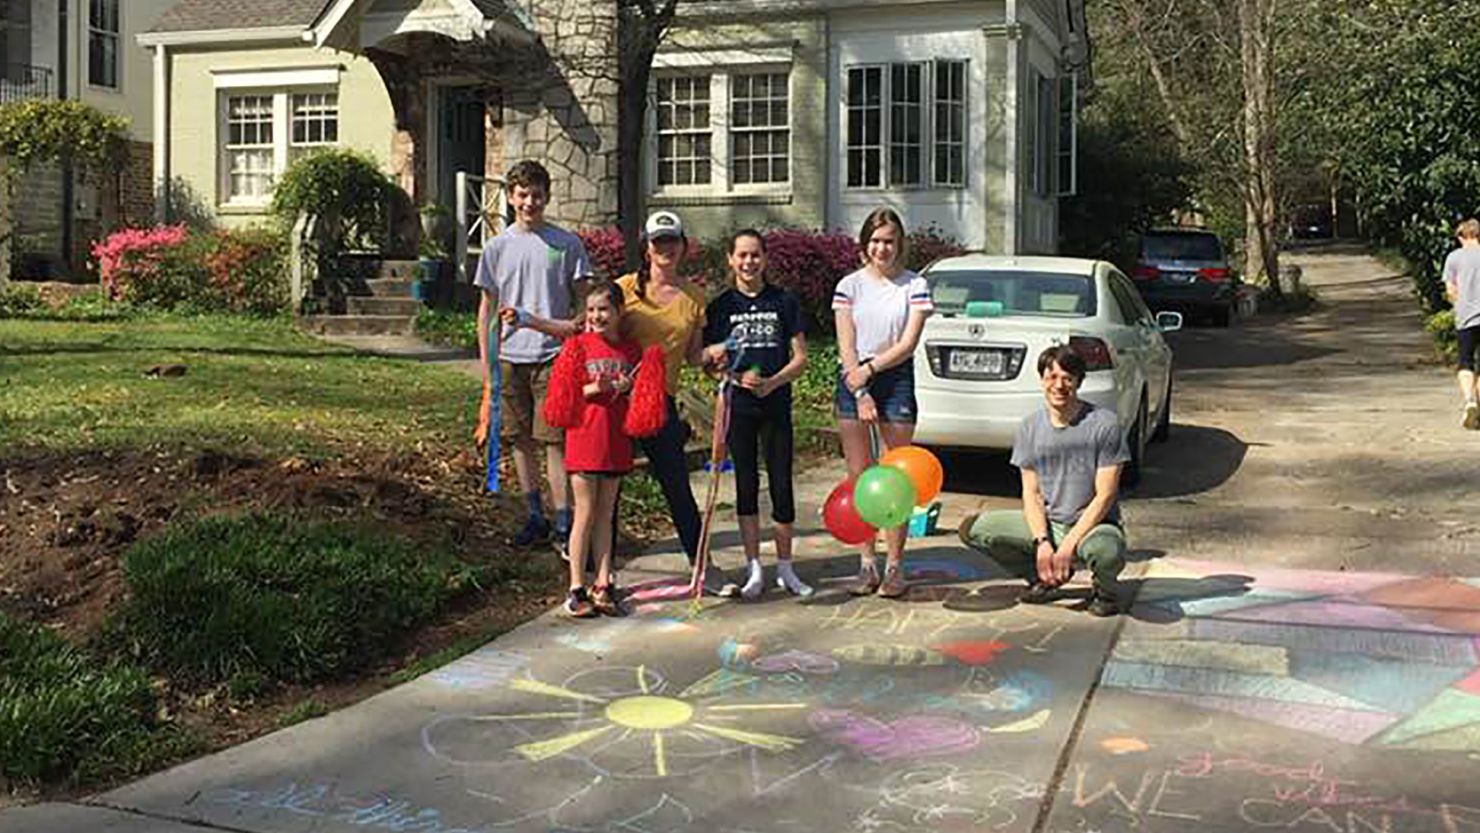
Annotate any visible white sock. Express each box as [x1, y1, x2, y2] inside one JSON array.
[[776, 561, 813, 597], [741, 559, 765, 600]]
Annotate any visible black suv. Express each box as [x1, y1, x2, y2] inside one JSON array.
[[1132, 229, 1239, 326]]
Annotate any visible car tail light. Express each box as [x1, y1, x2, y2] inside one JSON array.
[[1133, 265, 1159, 281], [1069, 336, 1114, 372], [1198, 267, 1230, 282]]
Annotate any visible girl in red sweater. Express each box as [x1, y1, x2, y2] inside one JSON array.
[[506, 281, 666, 617]]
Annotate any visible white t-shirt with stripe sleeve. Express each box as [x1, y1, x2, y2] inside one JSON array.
[[831, 267, 934, 360]]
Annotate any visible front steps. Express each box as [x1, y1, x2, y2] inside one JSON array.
[[298, 259, 424, 337]]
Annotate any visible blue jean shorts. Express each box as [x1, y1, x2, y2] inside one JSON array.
[[834, 363, 918, 423]]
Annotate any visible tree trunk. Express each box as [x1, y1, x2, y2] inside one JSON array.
[[617, 61, 650, 274], [0, 163, 11, 291], [1238, 0, 1280, 295]]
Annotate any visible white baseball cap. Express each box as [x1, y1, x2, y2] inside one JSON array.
[[644, 210, 685, 240]]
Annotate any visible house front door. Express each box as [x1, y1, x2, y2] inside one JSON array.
[[437, 85, 487, 208]]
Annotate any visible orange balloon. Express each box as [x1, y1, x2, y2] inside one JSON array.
[[880, 446, 944, 505]]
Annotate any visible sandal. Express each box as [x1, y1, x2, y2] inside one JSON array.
[[847, 565, 881, 596], [592, 584, 625, 616], [564, 587, 597, 618], [876, 565, 908, 599]]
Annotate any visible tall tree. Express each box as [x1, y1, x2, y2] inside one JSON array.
[[616, 0, 679, 270], [1099, 0, 1285, 294], [1237, 0, 1279, 294]]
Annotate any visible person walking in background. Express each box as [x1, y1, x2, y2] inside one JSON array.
[[702, 230, 812, 600], [474, 160, 591, 552], [957, 345, 1129, 617], [1444, 218, 1480, 429], [615, 211, 724, 593], [515, 281, 667, 618], [833, 207, 933, 599]]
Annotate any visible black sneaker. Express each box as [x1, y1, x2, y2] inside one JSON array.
[[1018, 582, 1059, 604], [513, 515, 551, 547], [1085, 587, 1121, 617]]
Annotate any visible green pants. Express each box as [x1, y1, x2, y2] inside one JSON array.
[[960, 509, 1127, 587]]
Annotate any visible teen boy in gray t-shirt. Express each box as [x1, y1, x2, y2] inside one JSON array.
[[474, 160, 591, 550], [957, 345, 1130, 616]]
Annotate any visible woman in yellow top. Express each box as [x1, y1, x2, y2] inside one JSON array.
[[615, 210, 716, 591]]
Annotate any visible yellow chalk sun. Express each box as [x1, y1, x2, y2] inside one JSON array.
[[479, 665, 807, 777]]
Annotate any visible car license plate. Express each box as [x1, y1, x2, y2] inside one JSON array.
[[949, 349, 1005, 375], [1164, 270, 1196, 284]]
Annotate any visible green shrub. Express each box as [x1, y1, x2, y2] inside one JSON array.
[[271, 149, 398, 259], [416, 309, 478, 349], [93, 225, 287, 315], [0, 282, 44, 316], [1427, 308, 1458, 363], [119, 513, 456, 686], [0, 612, 165, 785]]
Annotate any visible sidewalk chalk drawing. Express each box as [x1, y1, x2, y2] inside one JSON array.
[[424, 664, 809, 779], [1107, 559, 1480, 750], [422, 648, 528, 690]]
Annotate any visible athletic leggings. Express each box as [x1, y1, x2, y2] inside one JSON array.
[[727, 390, 796, 524]]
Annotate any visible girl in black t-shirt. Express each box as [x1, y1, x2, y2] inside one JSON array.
[[702, 230, 812, 598]]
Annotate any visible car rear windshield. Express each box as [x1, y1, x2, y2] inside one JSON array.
[[1141, 232, 1224, 261], [928, 270, 1096, 318]]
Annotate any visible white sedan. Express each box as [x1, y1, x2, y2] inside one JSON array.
[[912, 255, 1181, 484]]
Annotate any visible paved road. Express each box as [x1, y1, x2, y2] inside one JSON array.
[[10, 244, 1480, 833]]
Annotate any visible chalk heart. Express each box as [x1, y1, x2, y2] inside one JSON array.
[[809, 709, 980, 762]]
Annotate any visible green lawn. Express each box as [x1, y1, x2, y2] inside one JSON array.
[[1, 315, 478, 455]]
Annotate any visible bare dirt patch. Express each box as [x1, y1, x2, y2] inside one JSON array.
[[0, 445, 584, 802]]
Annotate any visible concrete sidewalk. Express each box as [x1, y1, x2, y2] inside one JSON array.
[[11, 548, 1480, 833]]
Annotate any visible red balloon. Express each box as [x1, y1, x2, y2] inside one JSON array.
[[823, 478, 876, 545]]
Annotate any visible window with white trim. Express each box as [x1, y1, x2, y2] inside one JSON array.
[[225, 95, 274, 201], [1056, 74, 1077, 196], [290, 92, 340, 163], [846, 60, 969, 190], [933, 60, 967, 187], [88, 0, 119, 89], [220, 88, 340, 205], [649, 67, 792, 195], [656, 75, 713, 187], [1026, 68, 1059, 196], [846, 66, 883, 188], [731, 72, 789, 185]]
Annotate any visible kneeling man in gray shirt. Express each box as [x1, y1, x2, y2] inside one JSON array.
[[958, 345, 1130, 616]]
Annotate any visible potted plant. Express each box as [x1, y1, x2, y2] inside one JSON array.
[[413, 234, 448, 303]]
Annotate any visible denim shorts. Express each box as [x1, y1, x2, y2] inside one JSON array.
[[834, 363, 918, 423]]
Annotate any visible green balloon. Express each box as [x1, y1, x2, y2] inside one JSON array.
[[854, 465, 917, 529]]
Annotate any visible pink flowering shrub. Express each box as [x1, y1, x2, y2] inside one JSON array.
[[90, 225, 286, 313], [92, 225, 189, 301], [574, 225, 964, 333]]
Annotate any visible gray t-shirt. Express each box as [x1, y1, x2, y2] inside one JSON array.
[[1445, 246, 1480, 330], [1010, 403, 1130, 525], [831, 268, 933, 360], [473, 223, 591, 364]]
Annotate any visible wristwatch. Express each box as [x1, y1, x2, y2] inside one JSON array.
[[1032, 535, 1052, 546]]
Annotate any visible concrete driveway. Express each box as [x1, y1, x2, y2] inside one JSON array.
[[10, 243, 1480, 833]]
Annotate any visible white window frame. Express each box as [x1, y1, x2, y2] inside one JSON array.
[[845, 59, 970, 192], [216, 84, 340, 208], [289, 91, 341, 162], [1055, 73, 1078, 197], [932, 59, 968, 188], [88, 0, 120, 90], [654, 73, 716, 191], [1026, 67, 1059, 197], [646, 52, 794, 199], [845, 64, 885, 189], [730, 70, 791, 187]]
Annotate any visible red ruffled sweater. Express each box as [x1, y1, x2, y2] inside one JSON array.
[[543, 332, 667, 473]]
